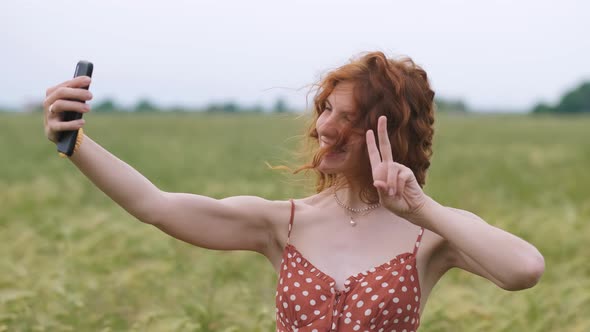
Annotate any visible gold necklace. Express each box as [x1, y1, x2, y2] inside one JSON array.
[[333, 192, 381, 227]]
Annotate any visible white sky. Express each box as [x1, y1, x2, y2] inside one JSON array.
[[1, 0, 588, 112]]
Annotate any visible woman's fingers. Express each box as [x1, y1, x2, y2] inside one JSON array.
[[397, 168, 412, 199], [52, 118, 85, 132], [45, 76, 92, 97], [366, 129, 382, 169], [387, 162, 401, 196], [377, 116, 394, 162], [49, 99, 90, 116], [43, 76, 92, 143]]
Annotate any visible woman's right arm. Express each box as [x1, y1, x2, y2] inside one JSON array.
[[43, 77, 285, 256]]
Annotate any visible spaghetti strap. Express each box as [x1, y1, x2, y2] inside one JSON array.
[[412, 227, 425, 255], [286, 199, 295, 244]]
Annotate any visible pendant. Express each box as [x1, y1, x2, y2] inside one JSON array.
[[350, 218, 357, 227]]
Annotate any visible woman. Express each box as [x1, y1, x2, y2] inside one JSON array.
[[42, 52, 545, 331]]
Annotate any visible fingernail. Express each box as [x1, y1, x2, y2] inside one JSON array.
[[389, 188, 394, 196]]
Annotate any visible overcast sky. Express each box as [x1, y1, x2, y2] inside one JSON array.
[[1, 0, 588, 112]]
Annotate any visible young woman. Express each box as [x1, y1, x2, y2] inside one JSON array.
[[42, 52, 544, 331]]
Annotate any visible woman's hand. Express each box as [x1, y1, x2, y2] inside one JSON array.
[[366, 115, 427, 219], [43, 76, 93, 144]]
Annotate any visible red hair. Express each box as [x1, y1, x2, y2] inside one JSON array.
[[294, 51, 435, 204]]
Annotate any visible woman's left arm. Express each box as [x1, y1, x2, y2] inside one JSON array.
[[366, 116, 545, 291], [406, 196, 545, 291]]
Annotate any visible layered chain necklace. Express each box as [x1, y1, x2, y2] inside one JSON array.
[[333, 191, 381, 227]]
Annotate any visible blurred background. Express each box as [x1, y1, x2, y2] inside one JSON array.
[[1, 0, 589, 331]]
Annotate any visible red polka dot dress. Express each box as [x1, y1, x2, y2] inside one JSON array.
[[276, 199, 424, 332]]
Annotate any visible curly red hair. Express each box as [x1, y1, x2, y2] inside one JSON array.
[[295, 51, 435, 204]]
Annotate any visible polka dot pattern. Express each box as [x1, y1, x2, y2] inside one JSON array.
[[275, 200, 424, 331]]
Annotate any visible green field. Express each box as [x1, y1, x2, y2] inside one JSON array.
[[1, 112, 589, 331]]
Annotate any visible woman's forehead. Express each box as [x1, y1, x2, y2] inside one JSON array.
[[327, 82, 355, 110]]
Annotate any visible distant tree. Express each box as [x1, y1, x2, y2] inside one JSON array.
[[558, 82, 590, 113], [273, 97, 289, 113], [435, 98, 468, 112], [93, 99, 118, 112], [222, 102, 239, 113], [134, 99, 158, 112], [532, 103, 554, 114], [531, 81, 590, 113]]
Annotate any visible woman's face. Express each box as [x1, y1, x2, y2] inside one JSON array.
[[315, 82, 365, 175]]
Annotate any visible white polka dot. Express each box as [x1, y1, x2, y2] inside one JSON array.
[[393, 297, 399, 303], [283, 286, 289, 292], [415, 295, 419, 301], [361, 281, 368, 287], [298, 270, 304, 275], [381, 282, 388, 288], [365, 287, 373, 293], [356, 300, 364, 308], [379, 302, 385, 308], [399, 276, 405, 282], [345, 279, 351, 285], [302, 290, 309, 296], [364, 309, 372, 316], [382, 310, 389, 315], [371, 294, 378, 301], [295, 304, 301, 311], [314, 310, 320, 315], [346, 312, 352, 317], [344, 317, 351, 324], [310, 299, 316, 305], [392, 271, 399, 276], [397, 308, 403, 314], [410, 275, 415, 282], [306, 278, 312, 283], [406, 264, 412, 270], [290, 262, 296, 268], [376, 275, 383, 280], [290, 295, 296, 301], [388, 288, 395, 294], [402, 286, 408, 292], [352, 294, 359, 300], [369, 267, 376, 272], [407, 304, 412, 310], [294, 282, 300, 287], [283, 302, 288, 308], [413, 287, 418, 293], [404, 316, 410, 322], [353, 325, 361, 331], [300, 314, 307, 320], [315, 285, 321, 290], [312, 330, 318, 332], [320, 295, 327, 301]]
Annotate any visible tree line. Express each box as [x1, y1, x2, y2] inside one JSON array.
[[532, 81, 590, 114]]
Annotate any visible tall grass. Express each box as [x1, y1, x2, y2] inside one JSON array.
[[0, 112, 588, 331]]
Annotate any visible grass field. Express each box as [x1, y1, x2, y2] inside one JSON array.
[[1, 112, 589, 331]]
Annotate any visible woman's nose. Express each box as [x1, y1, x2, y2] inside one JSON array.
[[317, 114, 341, 136]]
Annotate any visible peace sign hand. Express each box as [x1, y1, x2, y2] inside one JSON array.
[[366, 116, 427, 219]]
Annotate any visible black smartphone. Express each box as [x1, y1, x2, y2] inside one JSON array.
[[57, 60, 94, 157]]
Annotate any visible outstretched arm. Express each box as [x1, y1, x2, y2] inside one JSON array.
[[44, 77, 276, 256]]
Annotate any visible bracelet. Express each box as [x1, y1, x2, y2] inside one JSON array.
[[58, 127, 85, 158]]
